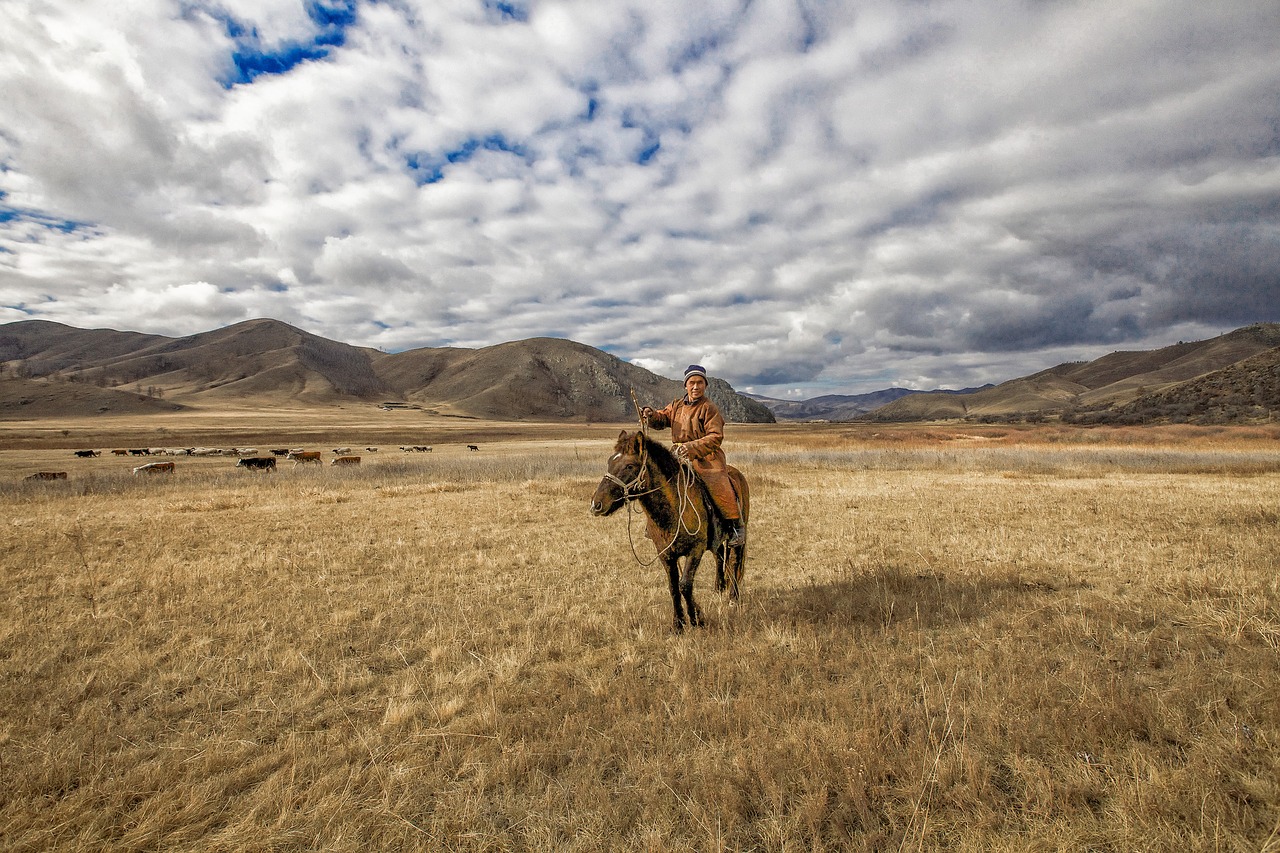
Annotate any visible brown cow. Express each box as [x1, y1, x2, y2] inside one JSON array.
[[288, 450, 322, 464], [330, 455, 361, 466]]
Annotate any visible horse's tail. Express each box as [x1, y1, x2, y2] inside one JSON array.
[[725, 466, 749, 595], [727, 465, 750, 525]]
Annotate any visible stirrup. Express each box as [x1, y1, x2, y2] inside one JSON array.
[[725, 522, 746, 547]]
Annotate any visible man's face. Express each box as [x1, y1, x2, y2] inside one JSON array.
[[685, 375, 707, 401]]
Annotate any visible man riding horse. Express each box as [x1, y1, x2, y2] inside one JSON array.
[[640, 364, 747, 547]]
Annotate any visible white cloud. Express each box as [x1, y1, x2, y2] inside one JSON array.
[[1, 0, 1277, 396]]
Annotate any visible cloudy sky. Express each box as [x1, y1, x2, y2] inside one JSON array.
[[1, 0, 1277, 397]]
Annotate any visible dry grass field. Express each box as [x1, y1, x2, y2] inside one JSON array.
[[1, 412, 1278, 851]]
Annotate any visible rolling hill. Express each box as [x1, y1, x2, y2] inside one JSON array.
[[0, 375, 186, 418], [749, 386, 995, 421], [864, 323, 1280, 424], [1070, 344, 1280, 425], [0, 319, 775, 423]]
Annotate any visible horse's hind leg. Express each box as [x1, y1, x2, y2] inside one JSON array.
[[723, 544, 745, 604]]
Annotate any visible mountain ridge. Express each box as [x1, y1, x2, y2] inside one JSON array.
[[4, 318, 1278, 424], [862, 323, 1280, 424], [0, 319, 775, 423]]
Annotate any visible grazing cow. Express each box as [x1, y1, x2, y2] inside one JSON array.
[[365, 446, 378, 452], [74, 449, 100, 458], [128, 448, 150, 456], [332, 447, 351, 455], [288, 450, 322, 464], [112, 449, 129, 456], [467, 444, 479, 451], [400, 445, 433, 452], [26, 471, 68, 481], [237, 456, 277, 472], [330, 455, 361, 466], [269, 448, 290, 456], [133, 461, 175, 475]]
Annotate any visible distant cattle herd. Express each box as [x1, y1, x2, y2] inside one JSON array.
[[19, 443, 477, 481]]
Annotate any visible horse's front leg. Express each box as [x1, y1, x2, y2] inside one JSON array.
[[681, 548, 705, 628], [664, 556, 687, 632]]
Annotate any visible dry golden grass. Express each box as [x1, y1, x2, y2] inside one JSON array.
[[1, 416, 1278, 851]]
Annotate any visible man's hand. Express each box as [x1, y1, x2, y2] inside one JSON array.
[[639, 406, 655, 423], [673, 443, 690, 463]]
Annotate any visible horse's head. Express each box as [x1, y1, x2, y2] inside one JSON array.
[[590, 430, 647, 516]]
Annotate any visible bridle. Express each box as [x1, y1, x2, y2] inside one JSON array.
[[602, 443, 655, 498]]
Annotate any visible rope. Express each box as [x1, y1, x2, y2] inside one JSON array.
[[619, 453, 705, 567]]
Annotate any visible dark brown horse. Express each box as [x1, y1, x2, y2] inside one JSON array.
[[590, 430, 749, 632]]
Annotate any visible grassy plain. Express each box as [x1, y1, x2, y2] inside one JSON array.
[[1, 410, 1278, 851]]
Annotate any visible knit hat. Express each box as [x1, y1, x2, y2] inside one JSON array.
[[684, 364, 707, 382]]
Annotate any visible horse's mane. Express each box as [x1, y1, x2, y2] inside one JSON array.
[[638, 431, 690, 482], [615, 430, 682, 480]]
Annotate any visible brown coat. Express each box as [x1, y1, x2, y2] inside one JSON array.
[[647, 396, 741, 521]]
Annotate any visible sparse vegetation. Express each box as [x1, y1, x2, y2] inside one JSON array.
[[1, 419, 1278, 850]]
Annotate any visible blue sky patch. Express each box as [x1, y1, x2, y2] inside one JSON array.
[[213, 0, 359, 87], [484, 1, 529, 23], [619, 109, 663, 165], [403, 134, 531, 186], [636, 136, 661, 165], [0, 197, 94, 235]]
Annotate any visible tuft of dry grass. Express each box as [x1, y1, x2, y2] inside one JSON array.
[[1, 422, 1278, 850]]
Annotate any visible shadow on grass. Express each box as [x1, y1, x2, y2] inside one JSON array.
[[755, 563, 1084, 631]]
